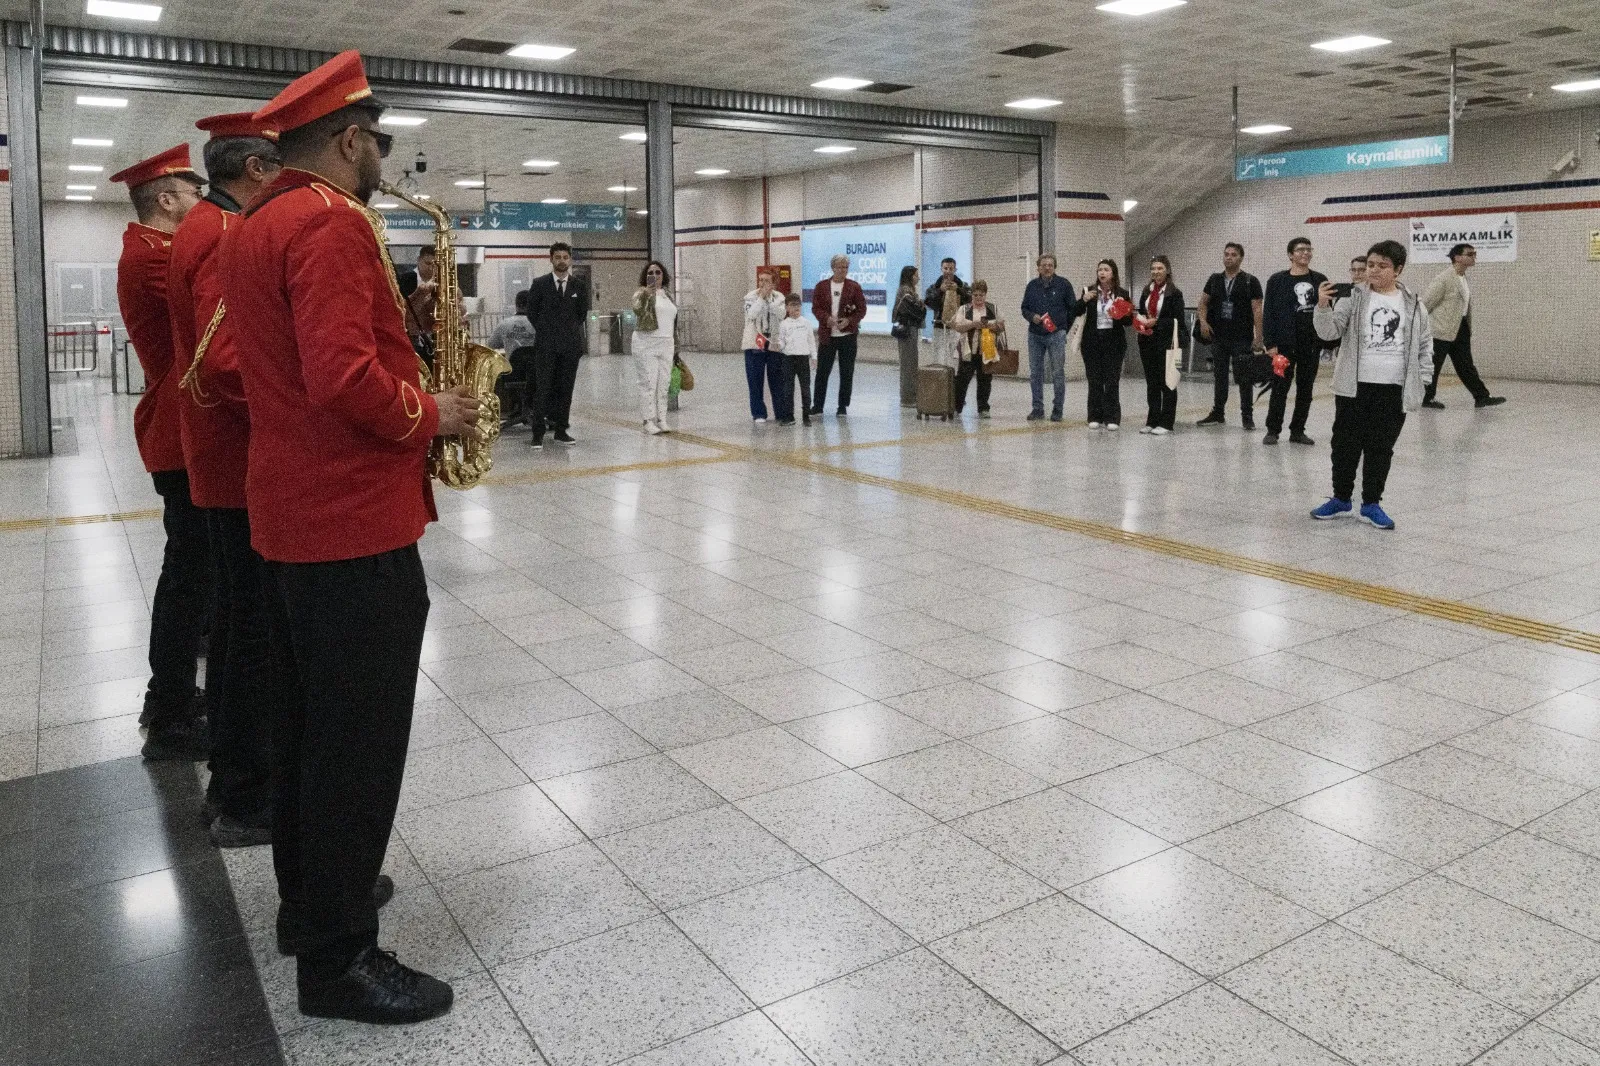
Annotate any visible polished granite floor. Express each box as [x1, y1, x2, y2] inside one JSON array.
[[3, 358, 1600, 1065]]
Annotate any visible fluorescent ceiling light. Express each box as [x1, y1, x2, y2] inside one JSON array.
[[378, 115, 427, 126], [76, 95, 128, 109], [541, 198, 568, 204], [1096, 0, 1186, 14], [85, 0, 162, 20], [69, 164, 103, 172], [71, 137, 113, 147], [523, 159, 560, 168], [694, 168, 730, 176], [1123, 199, 1138, 213], [1239, 123, 1292, 134], [812, 77, 873, 91], [373, 201, 400, 209], [454, 179, 484, 187], [65, 194, 94, 201], [1311, 34, 1390, 52], [607, 184, 638, 192], [1006, 97, 1062, 110], [508, 43, 575, 60], [1553, 78, 1600, 93], [619, 131, 648, 142], [814, 145, 856, 154], [65, 184, 97, 191]]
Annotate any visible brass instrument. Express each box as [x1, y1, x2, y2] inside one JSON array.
[[379, 181, 511, 490]]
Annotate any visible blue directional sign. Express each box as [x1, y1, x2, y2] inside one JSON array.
[[1235, 134, 1450, 182], [379, 202, 628, 232]]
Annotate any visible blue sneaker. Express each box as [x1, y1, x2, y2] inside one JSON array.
[[1360, 503, 1395, 530], [1309, 497, 1352, 520]]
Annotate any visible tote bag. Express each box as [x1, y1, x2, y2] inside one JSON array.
[[1164, 320, 1183, 390]]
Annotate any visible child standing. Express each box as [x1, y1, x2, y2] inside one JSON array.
[[776, 292, 816, 426]]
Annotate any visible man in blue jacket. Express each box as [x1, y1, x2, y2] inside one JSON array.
[[1019, 253, 1077, 422]]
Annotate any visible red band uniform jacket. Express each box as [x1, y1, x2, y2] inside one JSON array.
[[219, 169, 440, 563], [169, 195, 250, 509], [119, 224, 187, 473]]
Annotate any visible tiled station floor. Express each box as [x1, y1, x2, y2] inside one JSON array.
[[5, 354, 1600, 1066]]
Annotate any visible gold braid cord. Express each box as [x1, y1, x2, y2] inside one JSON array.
[[179, 301, 227, 407]]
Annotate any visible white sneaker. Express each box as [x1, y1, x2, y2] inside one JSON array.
[[644, 421, 664, 435], [754, 418, 767, 425], [653, 419, 670, 434], [1088, 422, 1102, 429], [1151, 426, 1170, 436], [1107, 423, 1120, 431], [1139, 426, 1153, 434]]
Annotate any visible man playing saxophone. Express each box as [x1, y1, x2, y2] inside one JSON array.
[[220, 50, 477, 1026]]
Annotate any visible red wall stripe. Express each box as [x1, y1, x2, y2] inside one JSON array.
[[1307, 199, 1600, 225], [0, 169, 10, 182]]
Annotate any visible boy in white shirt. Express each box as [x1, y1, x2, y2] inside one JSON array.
[[776, 292, 815, 426]]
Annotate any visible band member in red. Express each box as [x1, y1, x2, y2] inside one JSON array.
[[169, 112, 282, 848], [221, 51, 478, 1025], [111, 145, 210, 761]]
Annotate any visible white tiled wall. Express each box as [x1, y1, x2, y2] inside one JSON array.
[[1131, 108, 1600, 384], [0, 49, 24, 457]]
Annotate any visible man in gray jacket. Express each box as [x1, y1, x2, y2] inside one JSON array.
[[1308, 240, 1433, 531]]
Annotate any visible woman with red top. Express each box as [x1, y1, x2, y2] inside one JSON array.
[[1134, 255, 1190, 435], [1075, 259, 1134, 429]]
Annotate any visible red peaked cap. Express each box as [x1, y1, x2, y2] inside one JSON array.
[[109, 143, 202, 188], [252, 50, 380, 135], [195, 111, 280, 142]]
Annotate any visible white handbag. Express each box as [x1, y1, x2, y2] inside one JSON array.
[[1164, 319, 1182, 390]]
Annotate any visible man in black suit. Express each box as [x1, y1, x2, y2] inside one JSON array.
[[523, 241, 590, 448]]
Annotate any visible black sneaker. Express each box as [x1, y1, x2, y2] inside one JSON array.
[[1263, 433, 1280, 445], [979, 409, 991, 419], [1196, 412, 1225, 427], [1242, 418, 1256, 431], [777, 418, 795, 426], [1289, 432, 1315, 446], [1049, 412, 1063, 423], [836, 409, 848, 417], [1027, 410, 1044, 421], [298, 946, 453, 1025], [802, 415, 811, 426], [210, 814, 272, 849], [1422, 399, 1445, 410], [528, 435, 543, 449], [142, 717, 211, 762], [278, 876, 396, 956], [553, 431, 576, 446], [1476, 396, 1507, 408]]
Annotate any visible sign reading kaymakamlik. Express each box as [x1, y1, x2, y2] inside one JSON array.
[[1409, 214, 1517, 263]]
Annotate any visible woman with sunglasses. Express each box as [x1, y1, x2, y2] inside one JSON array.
[[633, 261, 677, 435]]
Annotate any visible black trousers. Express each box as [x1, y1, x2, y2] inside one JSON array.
[[813, 333, 858, 413], [782, 355, 812, 420], [146, 470, 212, 728], [1424, 315, 1490, 403], [1209, 334, 1255, 419], [531, 347, 581, 436], [204, 508, 274, 822], [266, 544, 429, 980], [1331, 383, 1406, 506], [1083, 336, 1124, 425], [1266, 341, 1320, 435], [1138, 337, 1177, 430], [953, 354, 993, 413]]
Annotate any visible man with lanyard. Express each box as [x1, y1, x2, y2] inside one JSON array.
[[169, 112, 282, 848], [220, 50, 480, 1024], [1261, 236, 1327, 445], [1195, 242, 1264, 429], [111, 145, 211, 762], [1019, 253, 1076, 422]]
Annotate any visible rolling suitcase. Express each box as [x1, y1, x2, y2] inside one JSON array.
[[916, 363, 955, 421]]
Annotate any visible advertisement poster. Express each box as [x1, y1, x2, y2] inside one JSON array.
[[799, 222, 916, 335], [1409, 213, 1517, 263], [920, 227, 973, 340]]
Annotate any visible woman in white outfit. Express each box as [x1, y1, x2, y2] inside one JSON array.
[[632, 260, 677, 434]]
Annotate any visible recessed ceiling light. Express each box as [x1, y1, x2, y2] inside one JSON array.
[[373, 201, 400, 209], [76, 95, 128, 109], [541, 198, 568, 204], [1239, 123, 1293, 134], [65, 184, 97, 191], [1006, 97, 1063, 110], [454, 179, 484, 188], [378, 115, 427, 127], [1096, 0, 1185, 14], [619, 132, 648, 142], [68, 164, 103, 172], [523, 159, 560, 168], [85, 0, 162, 20], [694, 168, 730, 176], [1311, 35, 1391, 53], [1553, 78, 1600, 93], [508, 43, 575, 60], [635, 209, 649, 215], [812, 77, 873, 91], [65, 194, 94, 201], [814, 145, 856, 154], [607, 184, 638, 192], [71, 138, 113, 147], [1123, 199, 1138, 213]]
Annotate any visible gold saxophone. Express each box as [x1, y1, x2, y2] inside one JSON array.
[[379, 181, 511, 490]]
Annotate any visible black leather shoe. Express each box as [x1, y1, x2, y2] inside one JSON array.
[[1263, 433, 1279, 445], [1242, 419, 1256, 431], [1196, 412, 1225, 427], [142, 717, 211, 762], [1422, 399, 1445, 409], [1476, 396, 1506, 408], [278, 876, 396, 956], [554, 430, 576, 445], [1289, 432, 1315, 446], [209, 814, 272, 849], [298, 946, 453, 1025]]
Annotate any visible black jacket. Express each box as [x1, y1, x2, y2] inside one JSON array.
[[924, 276, 972, 328], [524, 271, 591, 355], [1075, 285, 1134, 356], [1134, 282, 1190, 352]]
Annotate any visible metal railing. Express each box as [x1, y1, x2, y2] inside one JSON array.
[[46, 321, 104, 374], [111, 326, 145, 395]]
